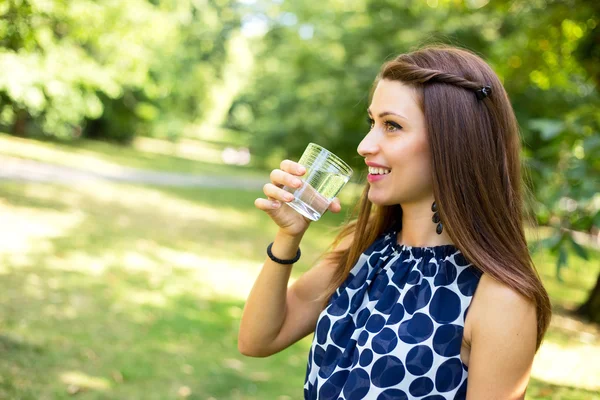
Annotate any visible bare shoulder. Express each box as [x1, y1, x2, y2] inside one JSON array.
[[469, 273, 537, 338], [465, 273, 538, 398], [472, 273, 537, 318]]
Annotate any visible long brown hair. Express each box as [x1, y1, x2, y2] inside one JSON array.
[[315, 44, 551, 351]]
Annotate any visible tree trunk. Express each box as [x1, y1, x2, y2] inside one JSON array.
[[12, 109, 28, 137], [577, 272, 600, 324]]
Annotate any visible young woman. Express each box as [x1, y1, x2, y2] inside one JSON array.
[[238, 44, 552, 400]]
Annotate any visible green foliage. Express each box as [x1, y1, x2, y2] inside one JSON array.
[[0, 0, 241, 141]]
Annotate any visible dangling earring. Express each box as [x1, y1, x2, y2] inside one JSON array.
[[431, 201, 443, 235]]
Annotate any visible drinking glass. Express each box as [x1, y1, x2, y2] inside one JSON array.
[[282, 143, 353, 221]]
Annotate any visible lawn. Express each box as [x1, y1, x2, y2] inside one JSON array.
[[0, 137, 599, 399]]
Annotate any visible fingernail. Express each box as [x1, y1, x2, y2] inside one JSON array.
[[272, 201, 280, 208], [298, 166, 305, 174], [294, 179, 302, 187]]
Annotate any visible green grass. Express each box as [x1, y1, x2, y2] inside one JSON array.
[[0, 181, 350, 400], [0, 137, 599, 399]]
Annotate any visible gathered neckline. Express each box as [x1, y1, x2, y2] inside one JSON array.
[[388, 229, 459, 257]]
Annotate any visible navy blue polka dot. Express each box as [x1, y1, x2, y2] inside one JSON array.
[[313, 345, 325, 367], [319, 345, 342, 379], [348, 266, 368, 289], [343, 368, 370, 399], [409, 376, 434, 396], [372, 328, 398, 354], [457, 267, 480, 296], [391, 267, 409, 289], [429, 287, 461, 324], [377, 389, 408, 400], [357, 330, 369, 346], [386, 303, 405, 326], [421, 396, 446, 400], [368, 251, 383, 268], [331, 315, 355, 347], [359, 348, 373, 367], [350, 290, 366, 313], [371, 356, 405, 388], [339, 339, 358, 368], [356, 308, 370, 329], [328, 290, 350, 316], [318, 369, 349, 400], [403, 280, 432, 314], [375, 286, 400, 314], [433, 262, 457, 286], [407, 270, 421, 285], [316, 316, 331, 345], [352, 346, 360, 367], [305, 381, 315, 399], [405, 345, 434, 375], [433, 324, 463, 357], [368, 273, 390, 301], [366, 314, 386, 333], [398, 313, 434, 344], [363, 239, 382, 256], [453, 253, 470, 267], [418, 260, 438, 277], [435, 357, 463, 392]]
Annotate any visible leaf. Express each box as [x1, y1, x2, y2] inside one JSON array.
[[568, 234, 589, 260], [529, 119, 566, 141], [556, 245, 568, 282], [541, 231, 564, 252]]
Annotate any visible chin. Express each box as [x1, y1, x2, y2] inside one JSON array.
[[367, 193, 394, 207]]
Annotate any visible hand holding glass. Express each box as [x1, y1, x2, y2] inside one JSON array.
[[282, 143, 353, 221]]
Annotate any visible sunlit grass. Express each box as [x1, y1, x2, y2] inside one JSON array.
[[0, 181, 350, 399]]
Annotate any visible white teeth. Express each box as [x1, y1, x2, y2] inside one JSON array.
[[369, 167, 391, 175]]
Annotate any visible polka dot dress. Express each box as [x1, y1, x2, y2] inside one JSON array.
[[303, 228, 482, 400]]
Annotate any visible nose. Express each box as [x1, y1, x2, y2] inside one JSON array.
[[357, 128, 380, 158]]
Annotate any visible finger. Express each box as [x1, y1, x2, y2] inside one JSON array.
[[270, 169, 303, 189], [328, 197, 342, 213], [263, 183, 295, 202], [280, 159, 306, 176], [255, 197, 281, 211]]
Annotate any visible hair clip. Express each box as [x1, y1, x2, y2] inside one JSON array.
[[476, 85, 492, 100]]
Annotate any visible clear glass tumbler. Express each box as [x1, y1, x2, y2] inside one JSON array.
[[282, 143, 353, 221]]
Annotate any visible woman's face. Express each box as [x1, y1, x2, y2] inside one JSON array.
[[357, 79, 433, 206]]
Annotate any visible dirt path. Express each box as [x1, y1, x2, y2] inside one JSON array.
[[0, 155, 265, 190]]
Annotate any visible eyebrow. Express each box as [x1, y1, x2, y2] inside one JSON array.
[[367, 108, 408, 120]]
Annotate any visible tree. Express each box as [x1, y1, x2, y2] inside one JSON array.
[[228, 0, 599, 319], [0, 0, 241, 142]]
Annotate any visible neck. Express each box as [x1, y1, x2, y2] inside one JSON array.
[[397, 200, 454, 247]]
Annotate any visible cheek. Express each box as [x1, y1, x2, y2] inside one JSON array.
[[391, 143, 433, 187]]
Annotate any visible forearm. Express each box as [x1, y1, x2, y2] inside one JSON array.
[[238, 229, 304, 355]]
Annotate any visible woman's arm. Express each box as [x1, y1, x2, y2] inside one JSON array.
[[238, 230, 354, 357], [466, 274, 538, 400]]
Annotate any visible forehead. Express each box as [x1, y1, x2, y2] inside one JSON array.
[[369, 79, 421, 117]]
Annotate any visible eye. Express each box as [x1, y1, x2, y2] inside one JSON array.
[[367, 116, 375, 129], [384, 120, 403, 132]]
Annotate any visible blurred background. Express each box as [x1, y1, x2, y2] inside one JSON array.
[[0, 0, 599, 399]]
